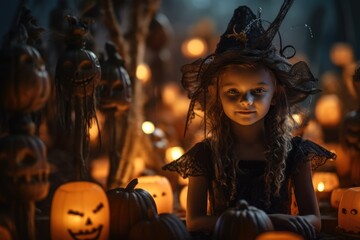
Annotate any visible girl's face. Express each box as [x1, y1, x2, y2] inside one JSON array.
[[219, 67, 276, 126]]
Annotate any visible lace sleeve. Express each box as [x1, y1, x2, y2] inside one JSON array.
[[162, 141, 212, 178], [291, 137, 337, 171]]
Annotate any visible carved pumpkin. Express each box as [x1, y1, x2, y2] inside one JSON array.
[[137, 175, 173, 214], [214, 200, 273, 240], [338, 187, 360, 234], [56, 47, 100, 98], [106, 178, 157, 239], [330, 188, 347, 209], [96, 42, 132, 113], [0, 44, 50, 113], [0, 134, 49, 201], [128, 209, 190, 240], [50, 181, 109, 240]]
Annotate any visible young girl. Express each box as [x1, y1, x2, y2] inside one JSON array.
[[163, 0, 336, 239]]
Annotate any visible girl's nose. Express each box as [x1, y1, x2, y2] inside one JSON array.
[[240, 92, 254, 106]]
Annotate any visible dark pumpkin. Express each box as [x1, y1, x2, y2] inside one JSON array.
[[0, 134, 50, 202], [0, 44, 50, 113], [56, 47, 101, 98], [214, 200, 273, 240], [96, 42, 132, 113], [128, 209, 190, 240], [106, 178, 157, 239]]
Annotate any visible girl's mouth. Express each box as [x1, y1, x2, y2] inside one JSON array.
[[236, 110, 256, 114]]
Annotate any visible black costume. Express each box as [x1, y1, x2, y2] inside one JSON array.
[[163, 136, 335, 215]]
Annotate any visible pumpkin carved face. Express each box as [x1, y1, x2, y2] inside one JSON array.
[[0, 44, 50, 112], [56, 49, 101, 98], [338, 187, 360, 234], [51, 181, 109, 240], [97, 42, 131, 112], [137, 175, 173, 214], [0, 134, 50, 201]]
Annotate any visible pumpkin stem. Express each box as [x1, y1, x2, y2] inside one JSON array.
[[236, 200, 249, 210], [125, 178, 138, 191]]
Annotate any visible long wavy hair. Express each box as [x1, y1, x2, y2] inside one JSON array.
[[206, 61, 294, 208]]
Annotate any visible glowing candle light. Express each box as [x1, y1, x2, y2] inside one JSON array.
[[142, 121, 155, 134]]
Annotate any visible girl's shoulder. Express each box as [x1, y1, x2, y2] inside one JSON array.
[[288, 136, 337, 171], [162, 139, 212, 178]]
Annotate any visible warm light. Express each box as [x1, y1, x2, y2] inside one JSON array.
[[142, 121, 155, 134], [137, 175, 173, 214], [312, 172, 339, 192], [292, 113, 303, 126], [314, 94, 342, 127], [179, 185, 188, 211], [330, 42, 354, 67], [256, 231, 304, 240], [165, 146, 185, 163], [91, 157, 109, 187], [181, 38, 207, 58], [89, 112, 104, 144], [51, 181, 110, 240], [317, 182, 325, 192], [136, 63, 151, 83], [89, 121, 99, 142], [162, 83, 180, 107], [338, 187, 360, 234]]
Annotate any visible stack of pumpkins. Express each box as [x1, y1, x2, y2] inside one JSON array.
[[50, 178, 190, 240], [107, 178, 189, 240]]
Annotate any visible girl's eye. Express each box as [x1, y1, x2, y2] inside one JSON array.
[[226, 89, 239, 95], [252, 88, 266, 95]]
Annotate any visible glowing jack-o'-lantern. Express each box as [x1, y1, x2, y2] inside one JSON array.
[[256, 231, 304, 240], [330, 188, 347, 208], [338, 187, 360, 234], [51, 181, 109, 240], [137, 175, 173, 213]]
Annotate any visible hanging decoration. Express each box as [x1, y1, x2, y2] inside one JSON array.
[[96, 41, 132, 189], [55, 15, 101, 180]]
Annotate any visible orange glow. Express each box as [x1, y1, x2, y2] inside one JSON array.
[[182, 38, 207, 58], [136, 63, 151, 83], [314, 94, 342, 127], [137, 175, 173, 214], [317, 182, 325, 192], [142, 121, 155, 134], [165, 146, 184, 163]]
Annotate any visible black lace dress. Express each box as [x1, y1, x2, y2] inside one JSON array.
[[163, 136, 336, 216]]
